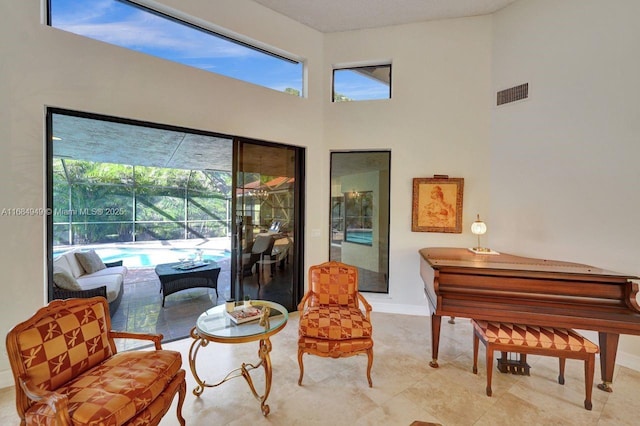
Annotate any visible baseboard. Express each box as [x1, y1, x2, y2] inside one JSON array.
[[369, 300, 430, 317], [0, 369, 13, 390], [616, 350, 640, 372]]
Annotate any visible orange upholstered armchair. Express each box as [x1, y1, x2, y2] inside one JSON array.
[[5, 297, 186, 425], [297, 261, 374, 387]]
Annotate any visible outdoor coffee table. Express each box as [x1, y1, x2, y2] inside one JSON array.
[[188, 300, 288, 416], [154, 261, 220, 307]]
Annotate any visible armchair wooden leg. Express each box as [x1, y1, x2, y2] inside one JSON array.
[[177, 376, 187, 426], [366, 348, 374, 387], [297, 349, 305, 386]]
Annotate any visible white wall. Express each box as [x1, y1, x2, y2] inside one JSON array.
[[324, 17, 493, 311], [490, 0, 640, 366], [0, 0, 324, 386]]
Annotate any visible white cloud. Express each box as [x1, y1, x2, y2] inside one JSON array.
[[56, 5, 255, 59]]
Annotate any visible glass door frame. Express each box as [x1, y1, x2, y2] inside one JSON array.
[[231, 137, 305, 312]]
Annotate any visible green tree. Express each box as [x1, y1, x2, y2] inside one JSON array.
[[53, 159, 232, 244]]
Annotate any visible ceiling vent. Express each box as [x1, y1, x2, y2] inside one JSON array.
[[497, 83, 528, 106]]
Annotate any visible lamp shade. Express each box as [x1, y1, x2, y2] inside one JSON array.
[[471, 215, 487, 235]]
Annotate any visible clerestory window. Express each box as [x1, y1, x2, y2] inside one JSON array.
[[332, 64, 392, 102], [48, 0, 304, 96]]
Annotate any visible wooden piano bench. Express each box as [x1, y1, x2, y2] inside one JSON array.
[[471, 319, 599, 410]]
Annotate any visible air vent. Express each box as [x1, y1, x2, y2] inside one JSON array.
[[497, 83, 528, 106]]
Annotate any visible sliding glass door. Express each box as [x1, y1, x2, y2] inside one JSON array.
[[47, 109, 305, 344], [232, 139, 304, 312]]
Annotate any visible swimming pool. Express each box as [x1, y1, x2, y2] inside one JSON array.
[[54, 246, 230, 268], [345, 229, 373, 245]]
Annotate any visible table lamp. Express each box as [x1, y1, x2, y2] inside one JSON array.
[[470, 214, 490, 254]]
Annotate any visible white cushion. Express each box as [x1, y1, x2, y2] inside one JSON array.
[[53, 267, 82, 291], [53, 255, 73, 276], [76, 274, 123, 303], [60, 250, 86, 278], [75, 250, 107, 274], [89, 265, 128, 278]]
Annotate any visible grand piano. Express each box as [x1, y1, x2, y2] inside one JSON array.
[[419, 247, 640, 392]]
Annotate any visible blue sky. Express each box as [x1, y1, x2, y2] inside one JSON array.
[[50, 0, 303, 93], [50, 0, 390, 100], [334, 69, 391, 101]]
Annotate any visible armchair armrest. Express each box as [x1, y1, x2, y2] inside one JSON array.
[[19, 376, 72, 425], [109, 331, 164, 350], [357, 292, 372, 321], [104, 260, 123, 267], [297, 291, 311, 311]]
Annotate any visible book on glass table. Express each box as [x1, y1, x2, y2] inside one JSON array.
[[225, 305, 262, 324]]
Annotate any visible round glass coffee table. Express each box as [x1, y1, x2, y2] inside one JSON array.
[[188, 300, 288, 416]]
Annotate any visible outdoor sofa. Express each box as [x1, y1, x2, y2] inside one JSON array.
[[52, 248, 126, 314]]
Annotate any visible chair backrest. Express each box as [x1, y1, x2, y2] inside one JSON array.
[[5, 297, 115, 417], [307, 261, 359, 308], [251, 234, 275, 255]]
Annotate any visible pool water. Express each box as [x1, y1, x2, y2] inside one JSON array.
[[345, 229, 373, 245], [54, 246, 230, 268]]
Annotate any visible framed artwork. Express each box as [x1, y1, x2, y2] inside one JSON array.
[[412, 177, 464, 233]]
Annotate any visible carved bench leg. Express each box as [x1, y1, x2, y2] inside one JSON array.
[[485, 344, 494, 397], [558, 358, 566, 385], [585, 354, 595, 410]]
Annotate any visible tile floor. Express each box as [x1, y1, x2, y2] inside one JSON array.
[[110, 265, 231, 350], [2, 312, 639, 425]]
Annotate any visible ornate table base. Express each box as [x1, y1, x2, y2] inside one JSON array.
[[188, 328, 274, 416]]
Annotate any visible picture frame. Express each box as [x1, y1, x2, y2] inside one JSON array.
[[412, 176, 464, 233]]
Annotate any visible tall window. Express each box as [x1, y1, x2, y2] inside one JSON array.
[[48, 0, 303, 95], [329, 151, 390, 293]]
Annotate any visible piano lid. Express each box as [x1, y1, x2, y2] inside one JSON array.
[[420, 247, 638, 279]]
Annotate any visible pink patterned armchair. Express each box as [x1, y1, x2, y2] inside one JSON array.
[[297, 261, 374, 386], [5, 297, 186, 425]]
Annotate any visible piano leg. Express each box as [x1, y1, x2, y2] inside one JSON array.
[[429, 314, 442, 368], [597, 332, 620, 392]]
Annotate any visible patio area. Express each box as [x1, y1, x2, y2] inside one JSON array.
[[55, 235, 299, 351], [111, 258, 232, 350]]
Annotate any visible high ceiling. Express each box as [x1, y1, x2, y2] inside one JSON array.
[[53, 1, 518, 172], [251, 0, 517, 33]]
